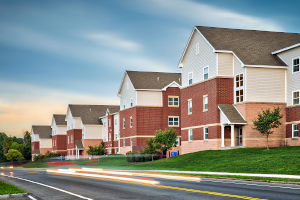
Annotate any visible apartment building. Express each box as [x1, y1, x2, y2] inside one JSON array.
[[31, 125, 52, 160], [118, 71, 181, 154], [51, 114, 67, 155], [65, 104, 119, 158], [178, 26, 300, 154]]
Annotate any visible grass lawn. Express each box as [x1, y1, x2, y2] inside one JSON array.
[[0, 180, 26, 195], [95, 146, 300, 175]]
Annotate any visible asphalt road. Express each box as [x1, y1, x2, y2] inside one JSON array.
[[1, 169, 300, 200]]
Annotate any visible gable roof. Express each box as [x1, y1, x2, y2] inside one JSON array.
[[218, 104, 247, 124], [32, 125, 52, 139], [75, 140, 84, 149], [68, 105, 120, 125], [181, 26, 300, 67], [53, 114, 67, 126]]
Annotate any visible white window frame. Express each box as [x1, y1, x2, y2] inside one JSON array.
[[292, 123, 299, 138], [68, 136, 69, 144], [108, 149, 111, 154], [115, 119, 117, 125], [196, 43, 199, 55], [123, 100, 126, 109], [293, 90, 299, 105], [203, 96, 208, 111], [55, 140, 56, 146], [82, 127, 85, 138], [235, 73, 244, 103], [123, 138, 125, 147], [53, 140, 54, 146], [115, 134, 118, 140], [109, 119, 111, 127], [104, 122, 106, 127], [130, 138, 133, 146], [176, 137, 180, 146], [189, 129, 193, 141], [130, 117, 133, 128], [168, 96, 179, 107], [203, 66, 209, 80], [123, 119, 125, 129], [71, 135, 73, 143], [188, 72, 193, 85], [109, 133, 111, 141], [188, 100, 192, 114], [293, 57, 300, 74], [130, 98, 133, 107], [204, 127, 208, 140], [168, 117, 179, 127]]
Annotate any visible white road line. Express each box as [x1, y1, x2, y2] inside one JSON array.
[[0, 174, 93, 200], [28, 195, 38, 200]]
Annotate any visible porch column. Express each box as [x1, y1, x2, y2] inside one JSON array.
[[231, 124, 235, 147], [221, 124, 225, 147]]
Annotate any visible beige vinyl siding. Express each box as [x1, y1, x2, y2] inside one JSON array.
[[74, 118, 82, 129], [58, 126, 67, 135], [277, 46, 300, 106], [181, 30, 217, 87], [218, 53, 233, 76], [246, 67, 285, 102], [136, 91, 162, 106], [120, 74, 136, 110], [34, 134, 39, 141], [84, 125, 103, 139], [40, 138, 52, 148]]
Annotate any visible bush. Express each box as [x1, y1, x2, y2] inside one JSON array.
[[33, 151, 60, 161], [126, 151, 161, 162]]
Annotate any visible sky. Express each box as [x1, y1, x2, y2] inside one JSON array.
[[1, 0, 300, 138]]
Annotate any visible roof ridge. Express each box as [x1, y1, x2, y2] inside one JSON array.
[[126, 70, 181, 74]]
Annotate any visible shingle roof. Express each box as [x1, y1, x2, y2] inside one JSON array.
[[53, 114, 67, 126], [196, 26, 300, 66], [218, 104, 247, 124], [69, 105, 120, 125], [32, 125, 52, 138], [126, 71, 181, 90], [75, 140, 84, 149]]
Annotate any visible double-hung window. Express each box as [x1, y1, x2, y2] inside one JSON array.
[[123, 100, 126, 109], [189, 129, 193, 141], [109, 133, 111, 141], [71, 135, 73, 143], [293, 58, 299, 73], [115, 119, 117, 125], [293, 91, 299, 105], [130, 98, 133, 107], [293, 124, 299, 138], [103, 122, 106, 127], [204, 127, 208, 140], [188, 72, 193, 85], [130, 138, 133, 146], [123, 139, 126, 147], [68, 136, 69, 144], [82, 127, 85, 138], [168, 117, 179, 127], [123, 119, 125, 129], [130, 117, 133, 127], [188, 100, 192, 114], [109, 119, 111, 127], [53, 140, 54, 146], [55, 140, 56, 146], [203, 96, 208, 111], [204, 66, 209, 80], [168, 97, 179, 106], [235, 73, 244, 103], [115, 134, 118, 140]]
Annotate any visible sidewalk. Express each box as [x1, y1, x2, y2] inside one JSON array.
[[144, 170, 300, 179]]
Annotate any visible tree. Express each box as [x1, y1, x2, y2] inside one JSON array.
[[153, 128, 178, 157], [252, 107, 284, 150], [21, 131, 31, 160], [87, 141, 106, 156], [143, 138, 159, 161], [0, 132, 8, 162], [6, 149, 25, 162]]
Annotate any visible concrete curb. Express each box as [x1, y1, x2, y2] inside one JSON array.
[[0, 193, 28, 199]]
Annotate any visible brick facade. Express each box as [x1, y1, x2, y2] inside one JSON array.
[[67, 129, 82, 150], [82, 139, 103, 156], [285, 105, 300, 146], [31, 141, 39, 161], [52, 135, 67, 155]]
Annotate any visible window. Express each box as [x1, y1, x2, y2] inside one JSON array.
[[123, 139, 125, 147], [204, 127, 208, 140], [130, 117, 133, 128], [130, 138, 133, 146], [52, 130, 54, 135], [168, 97, 179, 106], [55, 130, 56, 135], [203, 96, 208, 111], [68, 136, 69, 144], [189, 129, 193, 141], [123, 119, 125, 129], [123, 100, 126, 109], [176, 137, 180, 146], [71, 135, 73, 143], [293, 91, 299, 105], [188, 72, 193, 85], [71, 124, 73, 129], [293, 58, 299, 73], [188, 100, 192, 114], [109, 119, 111, 127], [109, 133, 111, 141], [115, 119, 117, 125], [82, 127, 85, 137], [53, 140, 54, 146], [168, 117, 179, 127], [204, 66, 208, 80], [104, 136, 107, 142], [293, 124, 299, 138], [55, 140, 56, 146], [115, 134, 118, 140], [103, 122, 106, 127], [109, 149, 111, 154], [235, 73, 244, 103], [130, 98, 133, 107], [196, 43, 199, 55]]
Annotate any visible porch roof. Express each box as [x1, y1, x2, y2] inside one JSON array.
[[218, 104, 247, 125], [75, 140, 84, 149]]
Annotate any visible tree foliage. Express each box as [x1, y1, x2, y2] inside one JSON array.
[[87, 141, 106, 156], [152, 128, 178, 156], [252, 106, 284, 150], [6, 149, 25, 162], [33, 151, 60, 161], [21, 131, 31, 160], [143, 138, 159, 161], [0, 132, 8, 162]]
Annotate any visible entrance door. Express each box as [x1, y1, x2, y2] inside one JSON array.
[[238, 127, 243, 146]]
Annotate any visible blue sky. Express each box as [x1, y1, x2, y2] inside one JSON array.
[[1, 0, 300, 137]]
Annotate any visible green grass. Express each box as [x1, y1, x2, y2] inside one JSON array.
[[95, 146, 300, 175], [0, 180, 26, 195]]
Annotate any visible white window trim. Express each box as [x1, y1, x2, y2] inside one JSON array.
[[235, 73, 244, 104], [123, 119, 125, 129], [292, 123, 299, 138], [188, 72, 193, 85], [123, 138, 126, 147], [130, 117, 132, 128], [168, 117, 180, 127], [292, 57, 300, 74], [188, 100, 192, 114], [123, 100, 126, 109], [189, 129, 193, 141], [109, 119, 111, 127], [130, 138, 133, 146], [115, 119, 117, 125], [130, 98, 133, 107], [203, 96, 208, 111], [109, 133, 111, 141], [55, 140, 56, 146], [203, 66, 209, 80], [168, 96, 179, 107], [292, 90, 300, 105], [204, 127, 208, 140], [68, 136, 69, 144]]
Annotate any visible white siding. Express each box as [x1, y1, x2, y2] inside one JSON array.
[[120, 74, 136, 110], [246, 67, 285, 102], [101, 117, 108, 142], [66, 109, 82, 130], [51, 118, 57, 135], [67, 109, 74, 130], [234, 56, 245, 103], [136, 91, 162, 106], [220, 111, 229, 125], [218, 53, 233, 76], [114, 114, 119, 140], [181, 30, 217, 87], [277, 46, 300, 106]]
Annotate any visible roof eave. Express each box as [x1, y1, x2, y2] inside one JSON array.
[[271, 43, 300, 55]]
